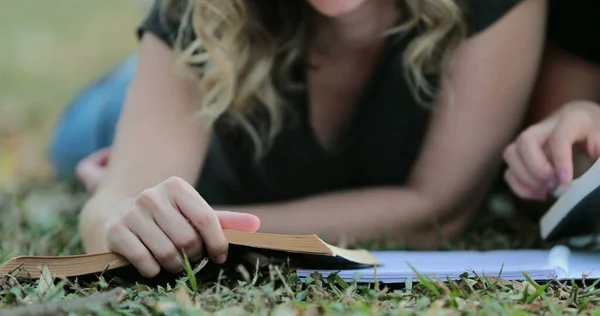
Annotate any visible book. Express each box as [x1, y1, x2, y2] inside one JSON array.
[[540, 157, 600, 242], [0, 230, 379, 279], [3, 233, 600, 284], [297, 245, 600, 283]]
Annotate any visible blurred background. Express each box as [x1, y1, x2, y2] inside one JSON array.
[[0, 0, 148, 189]]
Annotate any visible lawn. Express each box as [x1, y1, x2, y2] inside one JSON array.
[[2, 188, 600, 315], [1, 1, 600, 315], [0, 0, 144, 188]]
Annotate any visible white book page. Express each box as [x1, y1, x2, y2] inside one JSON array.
[[567, 251, 600, 279], [298, 248, 600, 283], [298, 250, 558, 282]]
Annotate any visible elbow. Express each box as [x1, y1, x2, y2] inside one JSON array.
[[399, 202, 478, 250], [400, 183, 485, 249], [436, 210, 475, 245]]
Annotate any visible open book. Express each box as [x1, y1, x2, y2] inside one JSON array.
[[297, 245, 600, 283], [0, 230, 379, 279], [541, 157, 600, 242], [3, 233, 600, 283]]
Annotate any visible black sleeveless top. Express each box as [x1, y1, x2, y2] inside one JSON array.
[[137, 0, 521, 205]]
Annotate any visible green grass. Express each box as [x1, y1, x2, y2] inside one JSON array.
[[2, 185, 600, 315], [0, 0, 143, 187], [2, 1, 600, 315]]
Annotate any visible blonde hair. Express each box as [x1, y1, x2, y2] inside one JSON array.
[[161, 0, 467, 158]]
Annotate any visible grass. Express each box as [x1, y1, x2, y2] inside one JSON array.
[[2, 0, 600, 315], [2, 186, 600, 315], [0, 0, 144, 188]]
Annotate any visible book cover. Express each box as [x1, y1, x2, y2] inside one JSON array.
[[541, 158, 600, 242]]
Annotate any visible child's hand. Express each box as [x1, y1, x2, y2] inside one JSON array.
[[503, 100, 600, 200], [101, 177, 261, 278]]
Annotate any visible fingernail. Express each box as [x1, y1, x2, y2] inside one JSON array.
[[558, 170, 570, 184], [543, 176, 558, 191], [215, 254, 227, 265]]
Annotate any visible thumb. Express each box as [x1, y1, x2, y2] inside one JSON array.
[[216, 211, 261, 232], [548, 114, 590, 185]]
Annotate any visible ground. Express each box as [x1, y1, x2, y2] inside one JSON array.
[[1, 1, 600, 315]]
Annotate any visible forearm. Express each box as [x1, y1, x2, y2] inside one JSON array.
[[220, 186, 474, 248], [78, 34, 212, 253], [528, 42, 600, 124]]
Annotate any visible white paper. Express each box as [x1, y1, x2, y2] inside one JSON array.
[[297, 249, 600, 283]]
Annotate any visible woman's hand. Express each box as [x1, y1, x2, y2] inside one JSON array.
[[101, 176, 261, 278], [76, 148, 111, 193], [503, 100, 600, 200]]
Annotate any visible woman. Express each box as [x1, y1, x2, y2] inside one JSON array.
[[55, 0, 547, 278]]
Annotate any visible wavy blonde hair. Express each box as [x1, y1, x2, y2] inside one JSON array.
[[160, 0, 467, 158]]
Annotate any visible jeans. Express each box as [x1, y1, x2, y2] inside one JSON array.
[[49, 54, 138, 179]]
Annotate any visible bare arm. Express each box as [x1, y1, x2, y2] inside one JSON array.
[[222, 0, 547, 248], [79, 34, 211, 252], [528, 42, 600, 124]]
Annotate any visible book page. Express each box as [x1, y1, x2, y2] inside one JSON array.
[[567, 251, 600, 279], [297, 250, 560, 283]]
